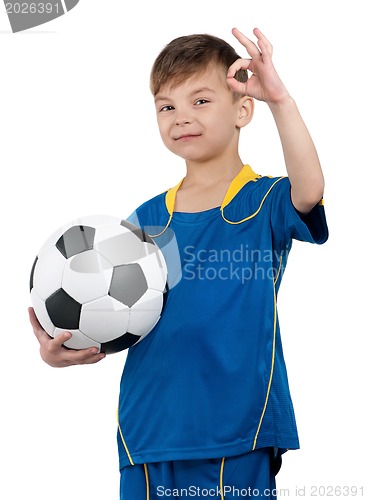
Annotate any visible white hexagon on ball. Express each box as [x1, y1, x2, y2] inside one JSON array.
[[62, 250, 113, 304], [80, 296, 130, 343], [94, 225, 145, 266]]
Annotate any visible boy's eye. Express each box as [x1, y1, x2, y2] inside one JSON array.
[[159, 105, 174, 112], [194, 99, 209, 105]]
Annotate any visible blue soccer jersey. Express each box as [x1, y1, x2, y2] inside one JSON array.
[[117, 165, 328, 469]]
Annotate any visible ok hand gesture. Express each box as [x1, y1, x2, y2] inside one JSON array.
[[227, 28, 290, 105]]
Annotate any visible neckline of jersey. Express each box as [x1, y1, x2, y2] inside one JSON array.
[[172, 206, 220, 223], [165, 164, 261, 222]]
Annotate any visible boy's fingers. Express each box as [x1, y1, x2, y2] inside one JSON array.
[[51, 333, 103, 361], [80, 351, 106, 364], [28, 306, 106, 365], [29, 307, 71, 347], [232, 27, 261, 58], [51, 331, 72, 349], [253, 27, 273, 54], [66, 348, 106, 365], [226, 77, 247, 95], [227, 58, 251, 77], [256, 39, 271, 64]]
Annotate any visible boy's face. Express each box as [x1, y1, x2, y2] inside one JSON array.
[[154, 64, 252, 164]]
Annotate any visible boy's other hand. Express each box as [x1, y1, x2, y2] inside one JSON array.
[[28, 307, 106, 368], [227, 27, 290, 105]]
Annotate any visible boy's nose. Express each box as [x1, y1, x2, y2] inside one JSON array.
[[175, 113, 193, 126]]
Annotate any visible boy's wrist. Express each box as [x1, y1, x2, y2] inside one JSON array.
[[267, 94, 296, 114]]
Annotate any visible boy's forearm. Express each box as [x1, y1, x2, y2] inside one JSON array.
[[268, 96, 325, 214]]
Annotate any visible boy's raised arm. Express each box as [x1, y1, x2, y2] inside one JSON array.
[[227, 27, 325, 214]]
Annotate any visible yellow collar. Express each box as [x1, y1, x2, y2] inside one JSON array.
[[165, 164, 261, 215]]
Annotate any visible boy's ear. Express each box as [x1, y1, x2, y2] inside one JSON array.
[[236, 95, 254, 128]]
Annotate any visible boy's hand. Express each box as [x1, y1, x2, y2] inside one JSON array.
[[227, 27, 290, 105], [28, 307, 106, 368]]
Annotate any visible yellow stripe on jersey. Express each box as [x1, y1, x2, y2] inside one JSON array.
[[144, 464, 150, 500], [219, 457, 225, 500], [117, 408, 135, 466], [252, 283, 277, 450], [221, 176, 285, 225]]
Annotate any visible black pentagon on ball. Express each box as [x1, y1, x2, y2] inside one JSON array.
[[120, 220, 155, 244], [30, 256, 38, 291], [46, 288, 82, 330], [56, 225, 95, 259], [101, 332, 141, 354], [109, 263, 148, 307]]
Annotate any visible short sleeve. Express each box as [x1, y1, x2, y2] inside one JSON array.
[[268, 177, 328, 246]]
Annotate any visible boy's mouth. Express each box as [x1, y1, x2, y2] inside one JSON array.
[[175, 134, 202, 141]]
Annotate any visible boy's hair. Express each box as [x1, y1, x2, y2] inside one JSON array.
[[150, 33, 248, 99]]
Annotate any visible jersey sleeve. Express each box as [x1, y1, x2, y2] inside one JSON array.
[[268, 177, 328, 247]]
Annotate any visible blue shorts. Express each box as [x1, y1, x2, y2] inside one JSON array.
[[120, 447, 282, 499]]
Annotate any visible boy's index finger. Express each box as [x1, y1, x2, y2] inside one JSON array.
[[227, 58, 251, 78], [231, 28, 261, 58]]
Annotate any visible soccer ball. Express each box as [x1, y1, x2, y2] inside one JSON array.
[[30, 215, 168, 354]]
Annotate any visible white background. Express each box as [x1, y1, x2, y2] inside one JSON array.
[[1, 0, 366, 498]]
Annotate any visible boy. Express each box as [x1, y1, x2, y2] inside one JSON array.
[[29, 27, 328, 499]]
